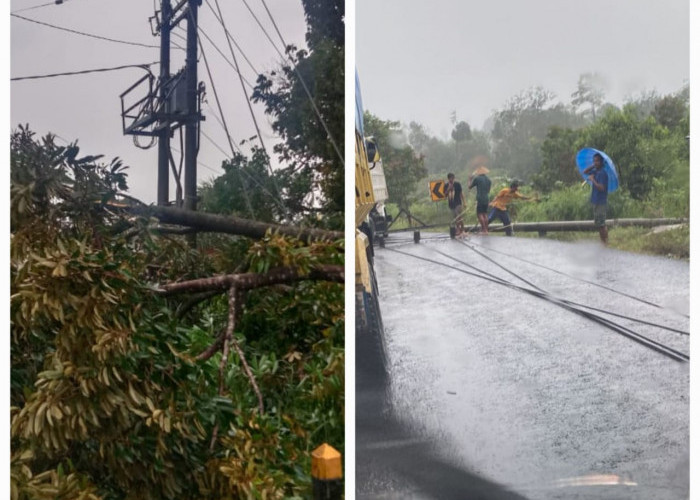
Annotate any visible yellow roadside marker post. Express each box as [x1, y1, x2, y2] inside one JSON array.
[[311, 443, 342, 499]]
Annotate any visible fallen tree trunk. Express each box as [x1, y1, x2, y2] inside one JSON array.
[[132, 205, 343, 243]]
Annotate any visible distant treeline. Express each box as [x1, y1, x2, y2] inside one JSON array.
[[364, 73, 689, 219]]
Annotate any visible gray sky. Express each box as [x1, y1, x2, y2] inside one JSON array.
[[10, 0, 307, 204], [356, 0, 689, 138]]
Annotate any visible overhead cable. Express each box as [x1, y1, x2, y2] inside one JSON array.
[[171, 145, 219, 175], [197, 34, 243, 156], [197, 34, 254, 217], [198, 128, 291, 218], [11, 13, 163, 49], [435, 246, 689, 336], [209, 0, 269, 155], [187, 8, 289, 219], [11, 62, 157, 81], [197, 26, 254, 90], [203, 0, 259, 75], [200, 130, 232, 158], [11, 1, 56, 14], [208, 0, 291, 220], [239, 0, 285, 57], [169, 29, 187, 51], [205, 102, 233, 137]]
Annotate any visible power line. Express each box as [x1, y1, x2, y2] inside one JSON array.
[[200, 129, 231, 158], [203, 0, 259, 76], [11, 13, 162, 49], [198, 41, 293, 219], [210, 0, 267, 152], [256, 0, 345, 168], [205, 102, 233, 137], [197, 37, 242, 156], [387, 246, 689, 362], [169, 29, 187, 52], [11, 62, 157, 81], [466, 238, 686, 315], [197, 31, 254, 217], [207, 0, 291, 220], [176, 9, 284, 218], [172, 29, 187, 44], [11, 1, 56, 14], [171, 146, 219, 175], [239, 0, 286, 58], [197, 26, 255, 90]]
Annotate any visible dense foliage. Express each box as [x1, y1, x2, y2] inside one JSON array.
[[251, 0, 344, 228], [198, 146, 312, 224], [10, 126, 344, 499], [362, 113, 427, 218]]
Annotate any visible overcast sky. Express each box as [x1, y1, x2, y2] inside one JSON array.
[[10, 0, 307, 204], [356, 0, 689, 138]]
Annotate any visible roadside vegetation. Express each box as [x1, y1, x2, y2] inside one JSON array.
[[364, 75, 689, 260]]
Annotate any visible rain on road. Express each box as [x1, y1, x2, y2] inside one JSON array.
[[357, 232, 689, 500]]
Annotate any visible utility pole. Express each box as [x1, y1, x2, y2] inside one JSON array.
[[184, 0, 199, 212], [120, 0, 202, 210], [157, 0, 172, 206]]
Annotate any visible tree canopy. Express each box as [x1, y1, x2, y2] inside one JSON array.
[[251, 0, 344, 228], [363, 112, 427, 216], [11, 128, 344, 499], [571, 72, 606, 120]]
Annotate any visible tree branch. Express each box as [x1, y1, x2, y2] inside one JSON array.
[[230, 333, 263, 417], [195, 329, 226, 361], [176, 290, 222, 319], [218, 288, 238, 397], [158, 265, 344, 295], [210, 287, 264, 450]]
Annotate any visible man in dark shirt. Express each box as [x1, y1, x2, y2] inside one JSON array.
[[582, 152, 609, 244], [468, 166, 492, 234], [446, 172, 466, 236]]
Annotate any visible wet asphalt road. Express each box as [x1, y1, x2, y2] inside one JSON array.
[[356, 233, 689, 500]]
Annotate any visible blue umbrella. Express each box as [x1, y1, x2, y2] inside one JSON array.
[[576, 148, 619, 193]]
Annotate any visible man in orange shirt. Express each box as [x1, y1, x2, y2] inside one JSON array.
[[487, 180, 533, 236]]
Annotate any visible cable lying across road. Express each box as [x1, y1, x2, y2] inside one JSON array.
[[466, 237, 687, 317], [456, 240, 544, 292], [454, 240, 689, 336], [433, 246, 688, 336], [383, 246, 689, 363], [384, 232, 687, 318]]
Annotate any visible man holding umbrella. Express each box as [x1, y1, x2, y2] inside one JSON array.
[[582, 152, 609, 244]]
